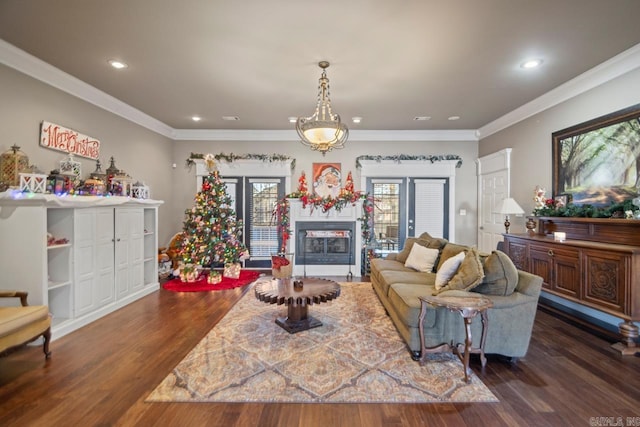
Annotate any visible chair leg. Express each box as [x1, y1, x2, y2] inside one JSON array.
[[42, 327, 52, 359]]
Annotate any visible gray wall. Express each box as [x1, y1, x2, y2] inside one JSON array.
[[171, 139, 480, 246], [479, 67, 640, 330], [0, 64, 174, 243], [479, 67, 640, 228], [1, 62, 480, 246]]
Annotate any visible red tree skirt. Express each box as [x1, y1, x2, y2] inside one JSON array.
[[162, 270, 261, 292]]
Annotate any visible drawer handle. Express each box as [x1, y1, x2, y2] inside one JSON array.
[[548, 249, 554, 257]]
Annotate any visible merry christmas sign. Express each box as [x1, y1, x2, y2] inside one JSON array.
[[40, 121, 101, 160]]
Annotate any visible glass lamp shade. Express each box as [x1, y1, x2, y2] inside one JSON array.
[[296, 119, 348, 154]]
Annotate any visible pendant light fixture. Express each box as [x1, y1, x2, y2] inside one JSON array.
[[295, 61, 348, 155]]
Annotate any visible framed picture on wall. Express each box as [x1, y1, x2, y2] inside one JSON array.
[[312, 163, 341, 198], [552, 103, 640, 206]]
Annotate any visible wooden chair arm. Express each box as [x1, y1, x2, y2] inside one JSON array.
[[0, 291, 29, 306]]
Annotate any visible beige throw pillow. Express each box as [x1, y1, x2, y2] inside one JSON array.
[[404, 244, 440, 272], [434, 248, 485, 294], [434, 251, 465, 290]]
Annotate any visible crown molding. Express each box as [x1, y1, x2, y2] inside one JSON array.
[[477, 42, 640, 139], [171, 128, 478, 141], [0, 39, 174, 138]]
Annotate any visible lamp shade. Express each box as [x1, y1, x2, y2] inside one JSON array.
[[495, 197, 525, 215]]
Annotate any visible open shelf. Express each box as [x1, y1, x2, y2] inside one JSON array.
[[47, 243, 72, 250], [48, 280, 71, 290]]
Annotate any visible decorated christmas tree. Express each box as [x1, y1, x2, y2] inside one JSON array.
[[180, 169, 247, 267]]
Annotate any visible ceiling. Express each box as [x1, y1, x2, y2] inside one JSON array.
[[2, 0, 640, 134]]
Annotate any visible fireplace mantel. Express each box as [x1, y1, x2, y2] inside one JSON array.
[[288, 199, 362, 277]]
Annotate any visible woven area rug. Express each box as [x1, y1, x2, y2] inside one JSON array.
[[147, 281, 498, 403]]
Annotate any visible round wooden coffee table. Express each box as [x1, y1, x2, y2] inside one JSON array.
[[254, 277, 341, 334]]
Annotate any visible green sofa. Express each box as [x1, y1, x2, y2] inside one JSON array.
[[370, 233, 543, 360]]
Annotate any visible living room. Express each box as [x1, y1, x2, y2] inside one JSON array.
[[1, 1, 640, 426]]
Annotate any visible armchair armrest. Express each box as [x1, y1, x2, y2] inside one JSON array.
[[0, 290, 29, 306]]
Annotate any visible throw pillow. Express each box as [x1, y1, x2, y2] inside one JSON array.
[[395, 234, 448, 266], [434, 248, 485, 294], [436, 243, 469, 271], [396, 237, 428, 263], [434, 251, 466, 290], [404, 244, 440, 272], [473, 250, 519, 296]]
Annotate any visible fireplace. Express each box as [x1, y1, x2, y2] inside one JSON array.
[[287, 199, 362, 277], [295, 222, 355, 266]]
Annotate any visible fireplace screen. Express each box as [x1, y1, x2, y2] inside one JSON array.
[[304, 230, 349, 255], [296, 222, 355, 265]]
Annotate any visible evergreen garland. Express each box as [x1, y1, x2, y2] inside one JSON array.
[[186, 152, 295, 169], [355, 154, 463, 169]]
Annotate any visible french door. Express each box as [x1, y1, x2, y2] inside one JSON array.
[[367, 177, 448, 250], [367, 179, 406, 249], [243, 178, 285, 267]]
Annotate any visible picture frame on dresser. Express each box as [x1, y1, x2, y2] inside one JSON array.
[[552, 103, 640, 206]]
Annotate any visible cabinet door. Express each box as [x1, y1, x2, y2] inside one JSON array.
[[529, 246, 553, 289], [505, 239, 528, 270], [552, 249, 581, 298], [75, 208, 115, 317], [95, 208, 115, 306], [583, 250, 628, 315], [74, 209, 97, 316], [115, 208, 144, 299]]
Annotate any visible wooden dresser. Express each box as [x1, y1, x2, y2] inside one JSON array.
[[502, 217, 640, 355]]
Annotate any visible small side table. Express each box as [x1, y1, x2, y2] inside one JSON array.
[[418, 295, 493, 383]]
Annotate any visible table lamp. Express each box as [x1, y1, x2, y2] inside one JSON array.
[[495, 197, 525, 233]]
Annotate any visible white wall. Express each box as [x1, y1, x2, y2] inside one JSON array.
[[0, 64, 175, 243]]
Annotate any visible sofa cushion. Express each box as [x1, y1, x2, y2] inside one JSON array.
[[371, 258, 414, 273], [436, 243, 469, 271], [404, 244, 440, 272], [377, 269, 431, 297], [433, 248, 485, 294], [381, 270, 436, 286], [434, 251, 466, 290], [473, 250, 519, 296], [388, 283, 437, 328]]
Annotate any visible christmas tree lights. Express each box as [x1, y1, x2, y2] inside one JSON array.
[[180, 171, 248, 267]]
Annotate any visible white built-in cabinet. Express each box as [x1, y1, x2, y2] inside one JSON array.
[[0, 193, 163, 340]]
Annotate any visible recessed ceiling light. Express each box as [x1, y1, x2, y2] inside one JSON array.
[[222, 116, 239, 121], [448, 116, 460, 121], [352, 117, 362, 124], [108, 59, 128, 69], [192, 116, 202, 122], [520, 59, 543, 69], [413, 116, 431, 121], [288, 116, 297, 123]]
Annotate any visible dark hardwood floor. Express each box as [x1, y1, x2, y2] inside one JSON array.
[[1, 277, 638, 427]]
